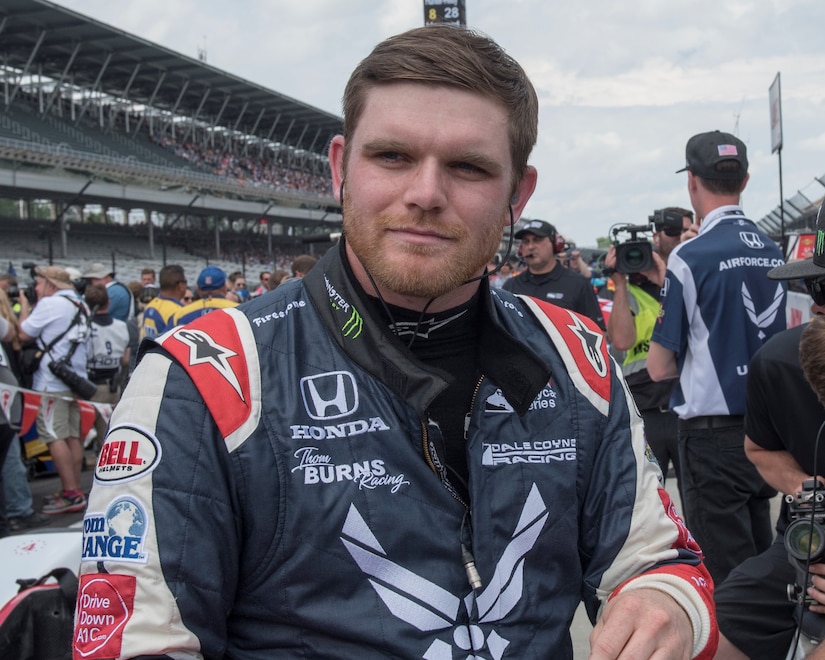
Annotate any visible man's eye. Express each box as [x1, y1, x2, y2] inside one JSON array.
[[455, 162, 486, 175]]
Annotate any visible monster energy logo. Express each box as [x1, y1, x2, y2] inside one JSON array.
[[817, 230, 825, 257], [325, 275, 363, 339], [342, 308, 363, 338]]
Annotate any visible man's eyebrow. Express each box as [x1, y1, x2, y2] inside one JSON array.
[[361, 139, 408, 154]]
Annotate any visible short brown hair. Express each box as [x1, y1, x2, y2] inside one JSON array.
[[697, 162, 747, 195], [800, 316, 825, 407], [84, 283, 109, 311], [341, 25, 538, 192], [291, 254, 318, 277], [159, 265, 186, 291]]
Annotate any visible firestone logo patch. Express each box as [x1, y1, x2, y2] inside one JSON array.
[[74, 573, 136, 659], [94, 425, 161, 484]]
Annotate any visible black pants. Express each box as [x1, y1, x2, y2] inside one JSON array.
[[715, 534, 825, 659], [0, 423, 15, 536], [678, 420, 775, 585], [640, 408, 682, 499]]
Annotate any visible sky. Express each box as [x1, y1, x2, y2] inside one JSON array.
[[53, 0, 825, 247]]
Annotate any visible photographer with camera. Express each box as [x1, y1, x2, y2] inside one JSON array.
[[16, 266, 90, 515], [504, 219, 605, 330], [648, 130, 786, 586], [605, 208, 693, 497], [713, 203, 825, 659]]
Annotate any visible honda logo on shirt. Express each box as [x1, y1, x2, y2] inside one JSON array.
[[300, 371, 359, 420], [739, 232, 765, 250]]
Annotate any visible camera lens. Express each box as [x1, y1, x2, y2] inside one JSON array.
[[624, 247, 647, 270], [785, 518, 825, 562]]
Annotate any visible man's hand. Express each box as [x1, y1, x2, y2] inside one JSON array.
[[681, 223, 699, 242], [805, 563, 825, 614], [604, 246, 627, 287], [589, 588, 693, 659]]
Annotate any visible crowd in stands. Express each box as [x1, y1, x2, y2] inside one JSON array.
[[151, 134, 332, 197]]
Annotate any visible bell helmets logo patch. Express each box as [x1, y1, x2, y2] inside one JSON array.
[[94, 425, 161, 484]]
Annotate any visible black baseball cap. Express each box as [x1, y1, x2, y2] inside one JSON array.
[[676, 130, 748, 181], [514, 219, 557, 239], [768, 203, 825, 281]]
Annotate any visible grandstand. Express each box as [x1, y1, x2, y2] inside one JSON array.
[[0, 0, 344, 277]]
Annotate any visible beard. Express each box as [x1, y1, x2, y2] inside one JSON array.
[[343, 197, 505, 300]]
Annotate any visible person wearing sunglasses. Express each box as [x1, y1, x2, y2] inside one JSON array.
[[713, 201, 825, 659]]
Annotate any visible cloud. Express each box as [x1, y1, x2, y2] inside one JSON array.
[[51, 0, 825, 244]]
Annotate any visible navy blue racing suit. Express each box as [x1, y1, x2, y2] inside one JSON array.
[[74, 242, 717, 659]]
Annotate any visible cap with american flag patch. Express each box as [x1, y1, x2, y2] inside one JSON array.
[[676, 130, 748, 181]]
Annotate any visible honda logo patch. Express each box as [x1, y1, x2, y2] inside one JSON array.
[[300, 371, 359, 420]]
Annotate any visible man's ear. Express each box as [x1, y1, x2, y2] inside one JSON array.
[[329, 136, 346, 202], [507, 165, 538, 226]]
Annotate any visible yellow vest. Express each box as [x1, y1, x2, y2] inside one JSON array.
[[622, 283, 660, 375]]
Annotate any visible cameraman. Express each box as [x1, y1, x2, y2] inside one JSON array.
[[17, 266, 89, 515], [713, 202, 825, 659], [605, 208, 693, 497]]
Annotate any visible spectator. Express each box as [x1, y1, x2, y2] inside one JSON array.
[[566, 247, 593, 280], [81, 262, 135, 323], [84, 284, 130, 448], [0, 309, 16, 537], [267, 270, 289, 291], [170, 266, 237, 326], [252, 271, 271, 297], [182, 288, 194, 304], [712, 204, 825, 660], [288, 254, 318, 280], [141, 265, 187, 338], [489, 259, 515, 289], [74, 25, 715, 659], [0, 288, 44, 534], [0, 274, 21, 315], [648, 130, 787, 585], [227, 271, 250, 303], [141, 268, 157, 287], [504, 219, 606, 330], [17, 266, 89, 515]]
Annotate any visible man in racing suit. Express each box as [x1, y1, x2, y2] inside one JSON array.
[[73, 25, 717, 660]]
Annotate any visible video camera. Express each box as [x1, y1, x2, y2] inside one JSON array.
[[649, 208, 685, 237], [785, 479, 825, 643], [786, 480, 825, 601], [609, 224, 654, 274]]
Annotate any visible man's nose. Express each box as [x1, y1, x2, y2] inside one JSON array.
[[403, 160, 447, 211]]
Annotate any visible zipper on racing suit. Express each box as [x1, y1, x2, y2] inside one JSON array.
[[420, 375, 486, 594]]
